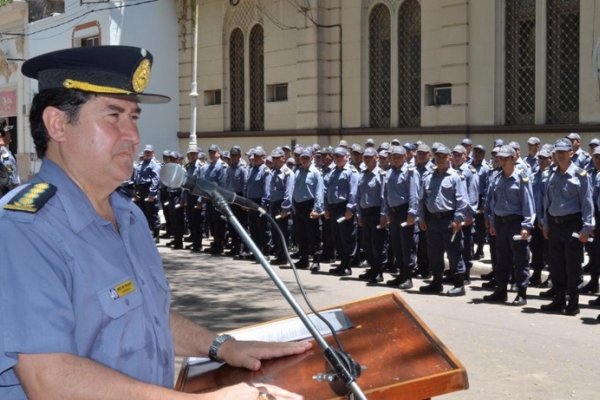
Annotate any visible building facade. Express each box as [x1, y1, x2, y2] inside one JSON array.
[[178, 0, 600, 152]]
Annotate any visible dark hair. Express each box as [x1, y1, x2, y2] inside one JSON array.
[[29, 89, 94, 158]]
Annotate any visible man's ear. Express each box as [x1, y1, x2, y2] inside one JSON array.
[[42, 106, 68, 142]]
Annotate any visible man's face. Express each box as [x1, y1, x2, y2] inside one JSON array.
[[390, 153, 406, 168], [451, 151, 466, 167], [334, 153, 347, 168], [0, 135, 5, 147], [351, 151, 362, 164], [300, 155, 311, 168], [253, 155, 264, 166], [208, 150, 220, 163], [187, 152, 198, 163], [434, 153, 450, 168], [538, 155, 552, 170], [472, 149, 485, 163], [554, 150, 572, 165], [593, 154, 600, 171], [54, 96, 141, 188], [379, 155, 389, 169], [416, 150, 430, 165], [230, 153, 241, 165], [497, 155, 515, 172], [363, 155, 377, 170], [1, 132, 10, 146], [143, 150, 153, 161], [272, 156, 285, 169], [527, 143, 539, 156]]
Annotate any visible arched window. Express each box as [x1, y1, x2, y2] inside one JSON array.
[[398, 0, 421, 127], [249, 24, 264, 131], [230, 28, 245, 131], [369, 4, 391, 128], [546, 0, 579, 124], [505, 0, 535, 125]]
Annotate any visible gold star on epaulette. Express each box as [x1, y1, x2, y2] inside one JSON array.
[[3, 182, 57, 213]]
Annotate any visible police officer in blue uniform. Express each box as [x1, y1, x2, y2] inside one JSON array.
[[525, 137, 541, 172], [0, 45, 309, 400], [414, 144, 434, 278], [483, 145, 535, 306], [269, 148, 295, 264], [356, 147, 388, 284], [166, 151, 185, 249], [224, 146, 248, 257], [246, 146, 271, 256], [384, 146, 421, 288], [0, 126, 20, 194], [158, 149, 174, 239], [470, 144, 491, 260], [566, 132, 591, 169], [530, 147, 553, 286], [201, 144, 228, 255], [540, 138, 594, 316], [292, 148, 324, 271], [326, 146, 359, 276], [418, 145, 469, 296], [133, 144, 161, 241], [183, 145, 202, 251], [319, 146, 336, 263]]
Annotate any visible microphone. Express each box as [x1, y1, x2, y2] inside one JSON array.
[[159, 163, 266, 214]]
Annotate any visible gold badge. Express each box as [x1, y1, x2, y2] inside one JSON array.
[[132, 59, 151, 93], [110, 279, 136, 300]]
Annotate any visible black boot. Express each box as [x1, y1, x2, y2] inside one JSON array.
[[540, 292, 566, 313], [483, 285, 508, 303], [446, 273, 466, 296], [419, 275, 443, 294], [565, 293, 580, 316], [512, 287, 527, 306], [539, 286, 557, 298], [579, 275, 599, 294], [529, 269, 542, 287]]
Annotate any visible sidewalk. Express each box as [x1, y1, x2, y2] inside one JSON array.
[[159, 239, 600, 400]]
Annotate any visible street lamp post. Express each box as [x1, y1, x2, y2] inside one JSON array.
[[189, 0, 199, 146]]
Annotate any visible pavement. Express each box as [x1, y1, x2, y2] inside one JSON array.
[[159, 238, 600, 400]]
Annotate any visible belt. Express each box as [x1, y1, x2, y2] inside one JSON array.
[[428, 210, 454, 219], [494, 214, 523, 223], [390, 204, 409, 213], [329, 202, 348, 210], [360, 206, 381, 216], [548, 213, 581, 224]]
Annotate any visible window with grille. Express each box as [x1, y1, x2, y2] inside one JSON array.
[[369, 4, 391, 128], [505, 0, 536, 125], [230, 28, 245, 131], [249, 24, 264, 131], [398, 0, 421, 127], [546, 0, 579, 124]]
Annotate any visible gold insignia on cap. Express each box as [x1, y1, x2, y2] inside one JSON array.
[[132, 59, 151, 93]]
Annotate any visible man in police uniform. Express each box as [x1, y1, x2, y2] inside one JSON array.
[[541, 138, 594, 316], [269, 148, 294, 265], [224, 146, 248, 257], [183, 145, 202, 252], [133, 143, 161, 241], [0, 126, 20, 194], [0, 46, 308, 399], [201, 144, 228, 255], [326, 146, 359, 276], [566, 132, 591, 169], [245, 146, 271, 257], [418, 145, 469, 296], [483, 145, 535, 306]]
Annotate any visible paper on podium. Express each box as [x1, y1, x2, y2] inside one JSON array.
[[186, 308, 352, 367]]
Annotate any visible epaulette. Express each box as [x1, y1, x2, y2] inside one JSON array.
[[264, 167, 271, 174], [469, 166, 477, 174], [407, 165, 415, 172], [578, 168, 587, 177], [3, 182, 56, 213], [520, 173, 529, 183], [349, 165, 358, 173], [379, 169, 387, 175], [284, 167, 291, 176]]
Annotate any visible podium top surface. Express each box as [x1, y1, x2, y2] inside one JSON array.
[[176, 292, 468, 400]]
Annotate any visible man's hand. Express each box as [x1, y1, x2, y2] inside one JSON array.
[[219, 340, 312, 371]]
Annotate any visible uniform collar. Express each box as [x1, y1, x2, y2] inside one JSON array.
[[37, 159, 136, 233]]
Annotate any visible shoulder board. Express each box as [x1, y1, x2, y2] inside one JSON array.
[[349, 165, 358, 173], [264, 167, 271, 173], [3, 182, 57, 213], [578, 168, 587, 177], [284, 168, 291, 175], [407, 166, 415, 172], [521, 174, 529, 183], [380, 169, 387, 175], [469, 166, 477, 174]]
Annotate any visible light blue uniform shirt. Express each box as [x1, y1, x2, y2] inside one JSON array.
[[270, 165, 294, 211], [488, 169, 535, 230], [293, 165, 324, 213], [356, 166, 387, 218], [0, 160, 174, 399], [384, 163, 421, 217], [326, 163, 359, 211], [419, 167, 469, 222], [225, 162, 248, 194], [133, 159, 160, 196]]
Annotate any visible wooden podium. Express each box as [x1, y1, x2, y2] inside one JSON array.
[[175, 293, 468, 399]]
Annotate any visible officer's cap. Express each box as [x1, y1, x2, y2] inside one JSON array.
[[461, 138, 472, 146], [554, 138, 572, 152], [493, 139, 504, 147], [333, 146, 347, 156], [379, 150, 389, 157], [208, 144, 221, 153], [474, 144, 486, 152], [434, 145, 451, 155], [496, 145, 516, 158], [1, 125, 13, 136], [229, 147, 241, 156], [452, 145, 467, 155], [593, 147, 600, 156], [390, 145, 406, 155], [403, 142, 416, 151], [391, 138, 401, 146], [300, 148, 312, 158], [293, 147, 303, 155], [566, 132, 581, 141], [286, 157, 296, 165], [338, 139, 349, 148], [508, 141, 520, 150], [143, 144, 154, 152], [379, 142, 391, 150], [254, 146, 266, 157], [415, 140, 424, 146], [527, 136, 541, 145], [281, 144, 292, 151], [271, 148, 285, 158], [363, 147, 378, 157], [221, 151, 230, 159], [162, 150, 171, 157], [170, 151, 181, 159], [431, 142, 442, 151], [246, 148, 255, 156], [417, 144, 431, 153], [319, 146, 333, 155], [186, 145, 199, 154], [590, 138, 600, 147], [312, 144, 321, 152], [538, 148, 552, 158], [365, 138, 375, 146], [491, 146, 500, 155], [351, 144, 364, 154], [22, 46, 169, 104]]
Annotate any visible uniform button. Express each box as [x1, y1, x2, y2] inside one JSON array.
[[141, 279, 145, 286], [154, 316, 160, 326]]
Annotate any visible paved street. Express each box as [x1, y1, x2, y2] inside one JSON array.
[[160, 239, 600, 400]]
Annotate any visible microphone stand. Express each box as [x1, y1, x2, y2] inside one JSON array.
[[210, 191, 367, 400]]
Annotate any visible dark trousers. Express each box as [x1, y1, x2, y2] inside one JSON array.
[[360, 207, 385, 274], [185, 194, 203, 248], [473, 209, 487, 249], [206, 201, 225, 251], [249, 198, 268, 254], [168, 190, 185, 246], [321, 214, 335, 260], [548, 216, 584, 294], [530, 220, 546, 272], [229, 203, 247, 252], [329, 203, 357, 267], [293, 200, 320, 262], [494, 216, 530, 288], [135, 184, 160, 236], [425, 215, 465, 276], [416, 229, 429, 273], [159, 187, 172, 235], [388, 205, 415, 278], [269, 200, 290, 258], [462, 223, 474, 272]]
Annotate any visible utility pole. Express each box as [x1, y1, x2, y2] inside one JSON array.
[[189, 0, 199, 145]]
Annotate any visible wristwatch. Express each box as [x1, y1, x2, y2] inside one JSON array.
[[208, 333, 234, 362]]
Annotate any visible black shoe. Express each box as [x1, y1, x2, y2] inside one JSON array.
[[564, 293, 580, 316], [529, 271, 542, 287], [481, 279, 498, 289], [184, 235, 193, 242], [539, 286, 557, 298], [419, 279, 443, 294], [172, 243, 183, 250], [483, 287, 508, 303], [358, 270, 374, 280], [154, 236, 160, 244], [397, 279, 414, 290], [480, 271, 495, 280], [226, 249, 241, 257], [271, 256, 287, 265], [588, 296, 600, 307], [386, 277, 403, 287], [295, 259, 309, 269], [310, 262, 320, 273], [413, 270, 432, 279], [446, 286, 466, 296], [579, 281, 599, 294], [367, 274, 383, 284], [330, 267, 351, 276], [442, 274, 453, 284], [540, 293, 566, 313], [511, 288, 527, 306]]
